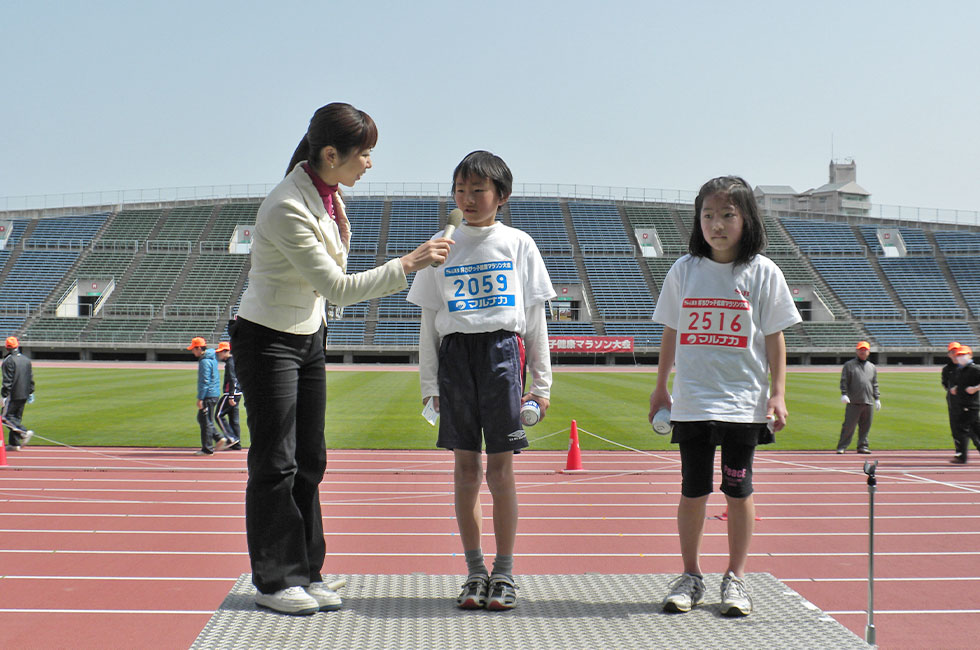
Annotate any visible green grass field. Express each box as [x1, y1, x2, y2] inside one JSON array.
[[19, 367, 950, 451]]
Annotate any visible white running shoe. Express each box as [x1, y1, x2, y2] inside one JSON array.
[[720, 571, 753, 616], [662, 572, 705, 613], [22, 430, 34, 446], [305, 581, 343, 611], [255, 586, 319, 615]]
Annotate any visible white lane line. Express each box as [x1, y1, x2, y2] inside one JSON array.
[[7, 487, 980, 497], [0, 608, 215, 614], [1, 575, 239, 581], [2, 497, 979, 509], [1, 512, 979, 522], [825, 609, 980, 615], [782, 576, 980, 583], [902, 473, 980, 494], [1, 549, 978, 558], [0, 529, 977, 538]]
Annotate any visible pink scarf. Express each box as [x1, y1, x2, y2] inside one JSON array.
[[301, 162, 338, 219]]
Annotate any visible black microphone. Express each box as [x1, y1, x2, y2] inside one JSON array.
[[432, 208, 463, 267]]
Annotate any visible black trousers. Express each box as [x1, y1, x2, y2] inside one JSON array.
[[231, 318, 327, 594], [2, 398, 28, 445], [952, 407, 980, 458], [215, 393, 241, 443]]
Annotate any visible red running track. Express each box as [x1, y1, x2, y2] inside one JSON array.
[[0, 447, 978, 649]]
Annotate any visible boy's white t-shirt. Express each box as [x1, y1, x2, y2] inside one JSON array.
[[408, 221, 556, 400], [653, 254, 802, 423], [408, 222, 556, 335]]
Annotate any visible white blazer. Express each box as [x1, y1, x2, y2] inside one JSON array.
[[236, 163, 406, 334]]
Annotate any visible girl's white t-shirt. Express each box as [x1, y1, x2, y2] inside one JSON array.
[[653, 254, 802, 423]]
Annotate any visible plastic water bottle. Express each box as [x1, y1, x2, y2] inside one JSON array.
[[652, 407, 672, 435], [520, 400, 541, 427]]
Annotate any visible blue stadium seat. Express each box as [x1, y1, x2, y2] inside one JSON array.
[[946, 257, 980, 317], [934, 231, 980, 254], [603, 321, 663, 347], [859, 225, 931, 254], [878, 258, 963, 319], [583, 256, 655, 320], [569, 202, 633, 254], [810, 258, 902, 319], [509, 200, 571, 254], [327, 320, 366, 346], [780, 218, 863, 254], [345, 199, 383, 253], [862, 321, 922, 347], [918, 322, 978, 347], [30, 213, 107, 244], [386, 200, 440, 254], [373, 320, 419, 345]]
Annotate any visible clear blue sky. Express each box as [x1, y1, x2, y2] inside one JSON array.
[[2, 1, 978, 211]]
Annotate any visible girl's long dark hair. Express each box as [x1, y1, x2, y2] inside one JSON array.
[[688, 175, 766, 267], [285, 103, 378, 177]]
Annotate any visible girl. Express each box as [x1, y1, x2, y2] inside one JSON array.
[[648, 176, 801, 617], [232, 103, 451, 616]]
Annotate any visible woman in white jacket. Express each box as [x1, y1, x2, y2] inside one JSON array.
[[232, 103, 450, 615]]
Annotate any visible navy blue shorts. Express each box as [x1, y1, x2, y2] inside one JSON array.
[[674, 421, 762, 499], [436, 330, 528, 454]]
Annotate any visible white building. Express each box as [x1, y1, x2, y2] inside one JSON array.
[[755, 159, 871, 217]]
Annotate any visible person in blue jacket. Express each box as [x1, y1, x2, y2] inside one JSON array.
[[188, 337, 222, 455]]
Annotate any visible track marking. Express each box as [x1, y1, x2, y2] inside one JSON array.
[[0, 608, 215, 615], [902, 473, 980, 494], [3, 549, 979, 558], [1, 529, 976, 538], [0, 575, 239, 581], [826, 609, 980, 615]]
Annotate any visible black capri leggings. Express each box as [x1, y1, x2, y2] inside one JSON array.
[[677, 427, 758, 499]]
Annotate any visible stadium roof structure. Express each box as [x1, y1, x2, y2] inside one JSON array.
[[755, 185, 798, 194], [807, 180, 870, 196]]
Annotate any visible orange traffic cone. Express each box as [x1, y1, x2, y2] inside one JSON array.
[[563, 419, 583, 472], [0, 419, 7, 467]]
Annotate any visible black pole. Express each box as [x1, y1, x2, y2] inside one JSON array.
[[863, 459, 878, 646]]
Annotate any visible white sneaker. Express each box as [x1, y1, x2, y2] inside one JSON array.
[[305, 581, 343, 611], [255, 586, 319, 615], [22, 430, 34, 446], [720, 571, 752, 616], [662, 573, 705, 613]]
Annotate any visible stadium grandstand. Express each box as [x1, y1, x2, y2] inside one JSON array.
[[2, 173, 980, 364]]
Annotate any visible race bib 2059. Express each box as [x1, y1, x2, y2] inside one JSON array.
[[445, 261, 516, 313]]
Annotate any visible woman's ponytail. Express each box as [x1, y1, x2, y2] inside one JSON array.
[[285, 135, 311, 177]]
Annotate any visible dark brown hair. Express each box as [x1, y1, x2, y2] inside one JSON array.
[[688, 175, 766, 266], [286, 103, 378, 176], [451, 150, 513, 200]]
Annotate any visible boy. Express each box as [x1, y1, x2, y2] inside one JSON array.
[[214, 341, 243, 450], [187, 337, 223, 455], [407, 150, 555, 611]]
